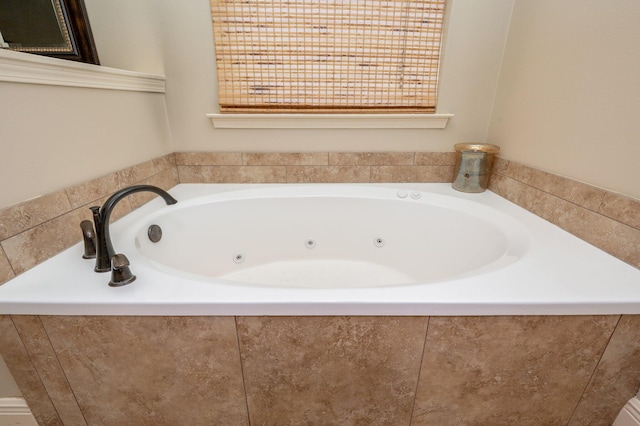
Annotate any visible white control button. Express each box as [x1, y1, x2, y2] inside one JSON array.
[[397, 190, 409, 198], [410, 191, 422, 199]]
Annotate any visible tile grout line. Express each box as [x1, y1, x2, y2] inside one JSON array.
[[563, 315, 623, 426], [494, 171, 638, 231], [407, 317, 430, 426], [9, 315, 66, 425], [37, 315, 90, 426], [499, 160, 623, 214], [596, 191, 640, 232], [233, 317, 253, 426], [0, 243, 17, 279]]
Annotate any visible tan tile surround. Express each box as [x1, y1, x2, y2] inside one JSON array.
[[489, 158, 640, 269], [1, 315, 640, 425], [1, 151, 637, 283], [1, 152, 639, 424]]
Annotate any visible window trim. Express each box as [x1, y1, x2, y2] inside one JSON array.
[[206, 113, 453, 129], [0, 49, 165, 92]]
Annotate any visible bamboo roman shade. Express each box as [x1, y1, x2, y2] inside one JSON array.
[[210, 0, 446, 113]]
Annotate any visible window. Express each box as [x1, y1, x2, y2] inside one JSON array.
[[210, 0, 446, 113]]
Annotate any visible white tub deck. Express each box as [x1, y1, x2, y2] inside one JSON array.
[[0, 183, 638, 316]]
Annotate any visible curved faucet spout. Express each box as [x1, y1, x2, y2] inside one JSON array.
[[91, 185, 177, 272]]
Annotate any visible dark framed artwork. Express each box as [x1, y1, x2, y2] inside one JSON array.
[[0, 0, 99, 64]]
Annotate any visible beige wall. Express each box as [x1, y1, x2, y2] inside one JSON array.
[[487, 0, 640, 199], [0, 83, 172, 209]]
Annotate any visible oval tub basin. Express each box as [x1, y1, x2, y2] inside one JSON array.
[[132, 187, 527, 288]]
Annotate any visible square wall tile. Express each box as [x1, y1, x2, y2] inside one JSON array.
[[41, 316, 249, 426], [0, 191, 71, 241], [175, 152, 243, 166], [329, 152, 414, 166], [244, 152, 328, 165], [412, 316, 618, 425], [237, 316, 428, 425]]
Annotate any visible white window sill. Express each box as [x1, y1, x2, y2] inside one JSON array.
[[0, 49, 165, 92], [206, 113, 453, 129]]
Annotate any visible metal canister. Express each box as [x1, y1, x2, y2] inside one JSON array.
[[452, 143, 500, 193]]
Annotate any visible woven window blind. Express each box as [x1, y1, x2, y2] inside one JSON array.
[[210, 0, 446, 113]]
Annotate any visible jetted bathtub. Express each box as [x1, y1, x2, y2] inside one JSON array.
[[0, 183, 639, 316]]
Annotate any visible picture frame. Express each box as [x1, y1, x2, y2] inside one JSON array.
[[0, 0, 99, 64]]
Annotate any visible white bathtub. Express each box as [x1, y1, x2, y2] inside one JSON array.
[[0, 183, 639, 316]]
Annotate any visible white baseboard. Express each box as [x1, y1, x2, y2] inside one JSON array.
[[614, 396, 640, 426], [0, 397, 38, 426]]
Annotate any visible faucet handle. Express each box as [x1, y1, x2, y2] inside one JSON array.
[[80, 220, 96, 259], [109, 254, 136, 287]]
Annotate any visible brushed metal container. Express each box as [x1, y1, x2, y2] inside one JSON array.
[[452, 143, 500, 193]]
